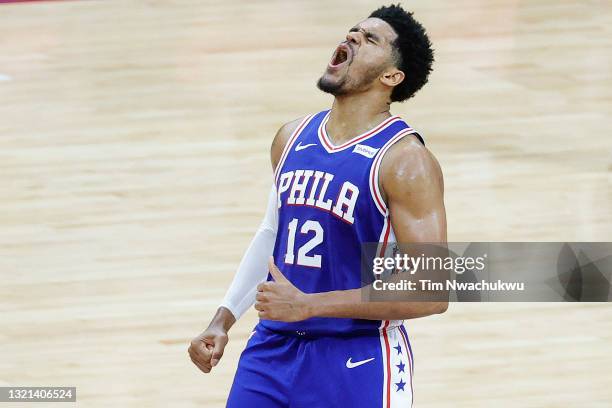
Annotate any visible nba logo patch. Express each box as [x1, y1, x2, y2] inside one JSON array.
[[352, 144, 379, 158]]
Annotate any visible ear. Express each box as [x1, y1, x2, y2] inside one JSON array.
[[380, 68, 405, 88]]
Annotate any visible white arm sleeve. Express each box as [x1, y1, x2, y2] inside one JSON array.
[[219, 185, 278, 320]]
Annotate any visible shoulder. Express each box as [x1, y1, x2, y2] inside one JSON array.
[[270, 115, 310, 171], [380, 134, 444, 197]]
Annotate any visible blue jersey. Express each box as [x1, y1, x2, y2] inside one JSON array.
[[261, 110, 423, 337]]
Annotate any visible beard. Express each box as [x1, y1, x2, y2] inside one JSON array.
[[316, 64, 385, 96], [316, 74, 349, 96]]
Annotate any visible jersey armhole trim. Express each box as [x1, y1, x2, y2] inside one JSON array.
[[368, 128, 419, 216], [273, 114, 315, 184]]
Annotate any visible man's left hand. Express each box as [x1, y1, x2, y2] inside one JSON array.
[[255, 257, 312, 322]]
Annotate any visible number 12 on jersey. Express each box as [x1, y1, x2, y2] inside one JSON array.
[[284, 218, 323, 268]]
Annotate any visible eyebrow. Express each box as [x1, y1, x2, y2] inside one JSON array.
[[349, 26, 381, 43]]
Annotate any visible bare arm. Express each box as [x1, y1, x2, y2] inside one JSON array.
[[271, 116, 307, 171], [256, 135, 448, 322]]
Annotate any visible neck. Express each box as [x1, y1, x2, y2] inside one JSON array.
[[326, 92, 392, 145]]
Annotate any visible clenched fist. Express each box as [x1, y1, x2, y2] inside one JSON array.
[[188, 307, 235, 373]]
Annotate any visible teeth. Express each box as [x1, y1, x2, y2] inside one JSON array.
[[331, 47, 348, 66], [335, 49, 346, 64]]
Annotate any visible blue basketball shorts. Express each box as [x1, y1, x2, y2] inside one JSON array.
[[227, 322, 414, 407]]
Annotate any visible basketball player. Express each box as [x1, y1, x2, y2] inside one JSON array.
[[189, 5, 446, 407]]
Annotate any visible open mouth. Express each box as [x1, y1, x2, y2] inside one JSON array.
[[329, 44, 350, 68]]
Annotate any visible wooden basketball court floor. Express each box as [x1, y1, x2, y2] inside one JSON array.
[[1, 0, 611, 406]]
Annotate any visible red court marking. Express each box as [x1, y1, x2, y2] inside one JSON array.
[[0, 0, 78, 4]]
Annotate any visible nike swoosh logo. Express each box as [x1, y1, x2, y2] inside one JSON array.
[[346, 357, 375, 369], [295, 142, 317, 151]]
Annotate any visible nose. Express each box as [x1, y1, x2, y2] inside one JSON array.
[[346, 31, 361, 45]]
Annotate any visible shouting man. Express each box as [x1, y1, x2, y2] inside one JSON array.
[[189, 4, 446, 407]]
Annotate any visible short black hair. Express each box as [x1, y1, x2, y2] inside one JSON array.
[[369, 4, 434, 102]]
